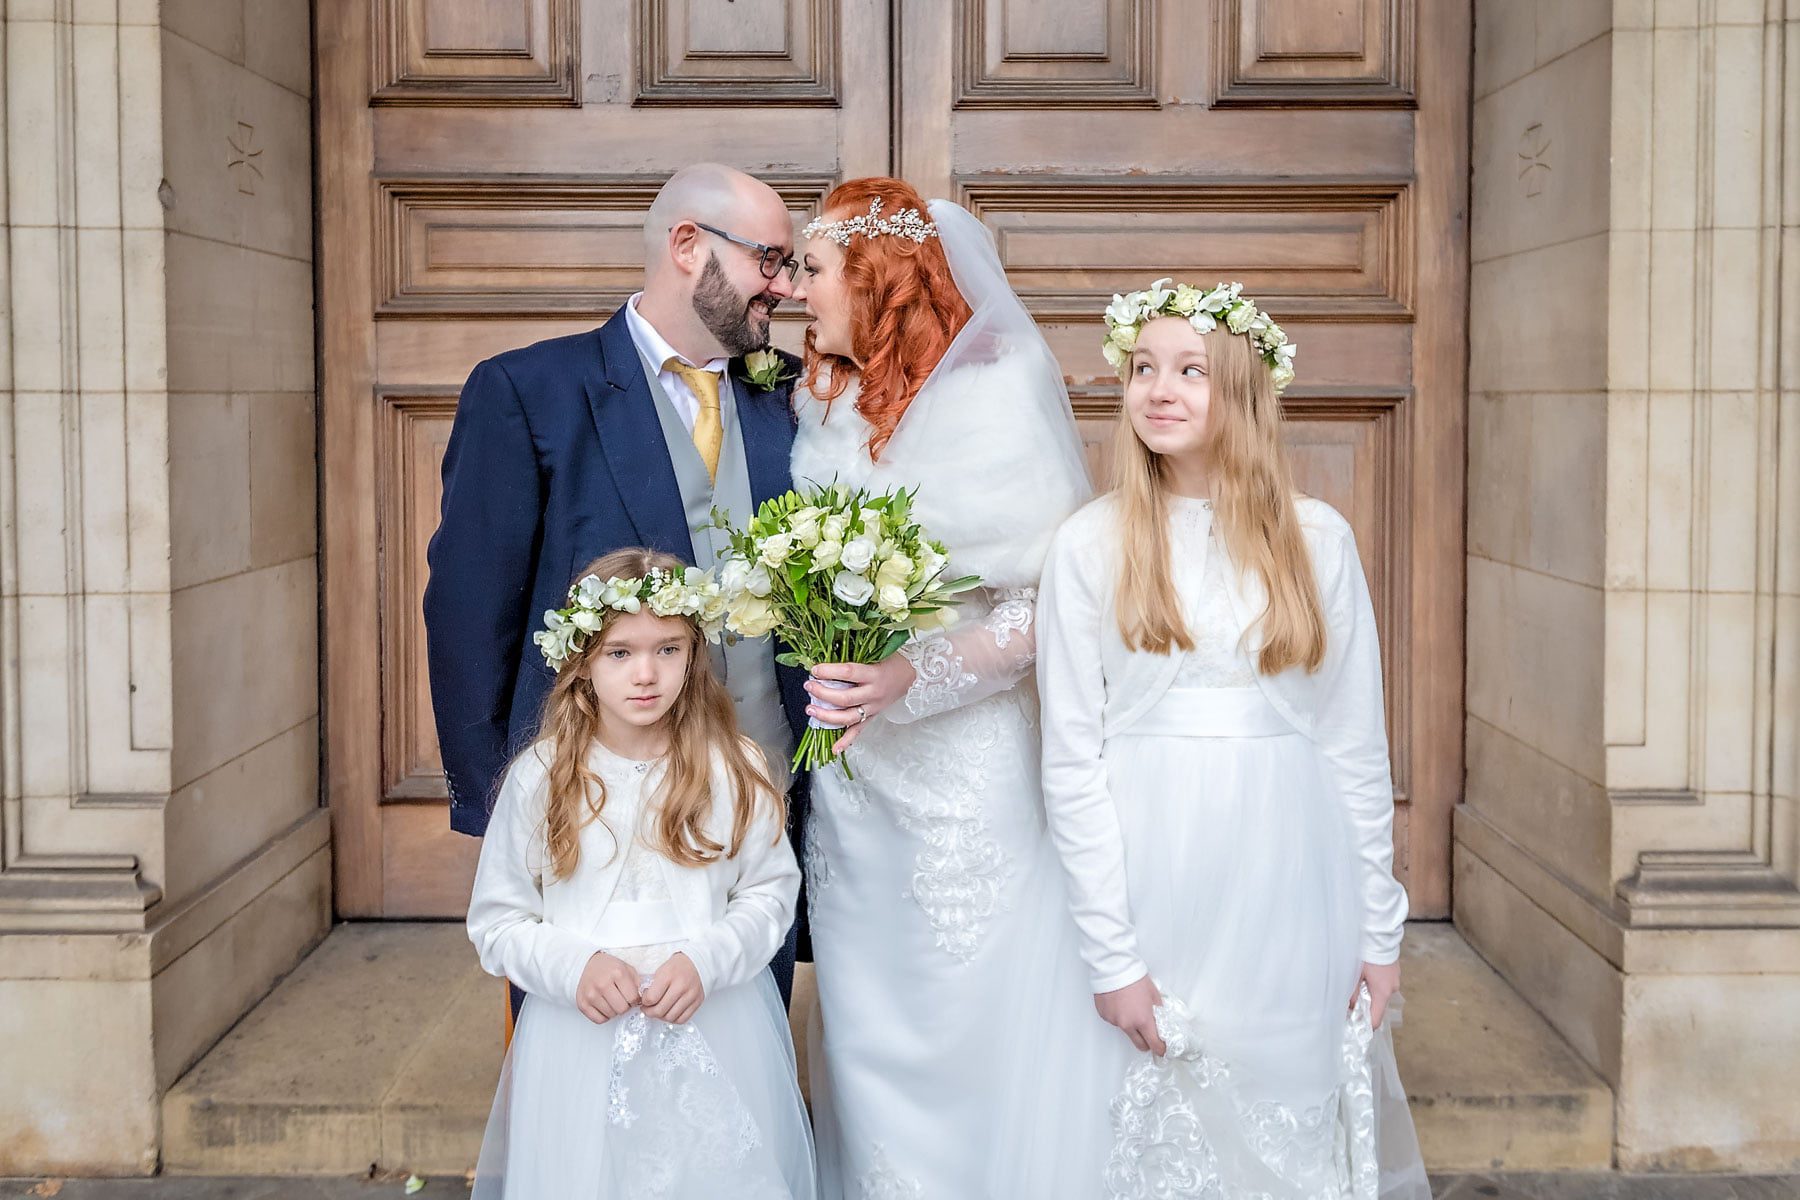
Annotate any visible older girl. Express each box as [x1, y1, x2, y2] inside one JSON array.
[[1038, 282, 1428, 1198]]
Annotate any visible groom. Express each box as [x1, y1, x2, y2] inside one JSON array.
[[423, 163, 812, 1002]]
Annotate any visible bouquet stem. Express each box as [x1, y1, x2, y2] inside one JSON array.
[[791, 725, 854, 780], [796, 675, 857, 780]]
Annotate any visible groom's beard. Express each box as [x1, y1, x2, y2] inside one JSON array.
[[692, 252, 779, 356]]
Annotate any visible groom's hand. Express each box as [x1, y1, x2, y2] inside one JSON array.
[[806, 659, 917, 751], [1096, 975, 1167, 1057]]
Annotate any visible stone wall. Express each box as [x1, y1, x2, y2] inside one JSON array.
[[0, 0, 325, 1174], [1461, 0, 1800, 1170]]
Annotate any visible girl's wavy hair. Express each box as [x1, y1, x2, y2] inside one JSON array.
[[800, 176, 972, 460], [524, 547, 780, 881]]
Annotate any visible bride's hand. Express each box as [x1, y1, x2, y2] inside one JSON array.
[[1095, 975, 1167, 1057], [1352, 960, 1400, 1029], [805, 658, 916, 752]]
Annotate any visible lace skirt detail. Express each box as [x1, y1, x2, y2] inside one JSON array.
[[806, 689, 1114, 1198], [471, 975, 817, 1199], [1091, 723, 1429, 1200]]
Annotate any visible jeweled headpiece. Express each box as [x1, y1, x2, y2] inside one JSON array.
[[800, 198, 938, 247]]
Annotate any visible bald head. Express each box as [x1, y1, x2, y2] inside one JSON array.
[[644, 164, 788, 265], [636, 164, 798, 362]]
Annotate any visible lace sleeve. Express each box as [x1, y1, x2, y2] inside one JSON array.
[[888, 587, 1038, 724]]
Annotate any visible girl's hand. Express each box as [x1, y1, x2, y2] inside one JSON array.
[[1353, 960, 1401, 1029], [641, 952, 706, 1024], [576, 951, 642, 1024], [805, 658, 917, 752], [1095, 975, 1167, 1056]]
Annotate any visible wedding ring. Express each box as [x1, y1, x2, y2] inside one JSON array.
[[856, 704, 868, 724]]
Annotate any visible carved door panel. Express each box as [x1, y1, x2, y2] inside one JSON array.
[[891, 0, 1467, 911], [320, 0, 1467, 917], [321, 0, 890, 915]]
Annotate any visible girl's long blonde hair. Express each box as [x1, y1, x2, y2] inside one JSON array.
[[1112, 324, 1327, 674], [529, 548, 780, 881]]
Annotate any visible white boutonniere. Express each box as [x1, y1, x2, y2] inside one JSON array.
[[740, 349, 795, 391]]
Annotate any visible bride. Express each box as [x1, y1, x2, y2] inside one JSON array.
[[788, 178, 1111, 1197]]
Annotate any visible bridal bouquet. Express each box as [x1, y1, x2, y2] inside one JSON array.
[[712, 483, 979, 775]]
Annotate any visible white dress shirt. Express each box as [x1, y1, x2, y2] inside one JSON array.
[[623, 292, 729, 434]]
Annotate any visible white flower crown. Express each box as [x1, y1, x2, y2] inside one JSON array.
[[800, 198, 938, 247], [534, 567, 728, 670], [1100, 278, 1298, 393]]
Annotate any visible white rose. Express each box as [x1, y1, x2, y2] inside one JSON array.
[[718, 558, 751, 596], [810, 539, 842, 572], [730, 594, 780, 638], [915, 545, 947, 584], [875, 553, 913, 589], [832, 570, 876, 606], [1270, 361, 1295, 391], [1108, 323, 1138, 353], [839, 536, 876, 574], [758, 532, 794, 568], [1226, 302, 1256, 335], [910, 606, 959, 633], [648, 582, 690, 616], [878, 584, 909, 613], [1169, 284, 1203, 316], [1102, 340, 1127, 372], [570, 609, 603, 633], [746, 563, 773, 597], [821, 513, 849, 543]]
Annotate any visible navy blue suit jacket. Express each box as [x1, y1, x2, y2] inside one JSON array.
[[423, 308, 810, 838]]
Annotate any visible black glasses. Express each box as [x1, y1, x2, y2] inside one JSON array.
[[693, 221, 800, 283]]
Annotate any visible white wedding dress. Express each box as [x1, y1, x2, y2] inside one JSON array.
[[792, 200, 1116, 1198]]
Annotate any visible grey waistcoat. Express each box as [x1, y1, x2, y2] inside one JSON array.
[[638, 351, 794, 781]]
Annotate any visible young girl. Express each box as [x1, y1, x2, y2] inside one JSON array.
[[1038, 282, 1430, 1198], [467, 548, 816, 1199]]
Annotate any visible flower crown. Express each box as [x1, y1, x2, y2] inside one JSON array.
[[800, 198, 938, 247], [1101, 278, 1297, 393], [535, 567, 728, 670]]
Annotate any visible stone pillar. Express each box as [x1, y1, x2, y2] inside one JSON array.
[[1462, 0, 1800, 1170], [0, 0, 324, 1174]]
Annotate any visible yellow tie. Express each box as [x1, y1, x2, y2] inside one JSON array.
[[665, 358, 723, 484]]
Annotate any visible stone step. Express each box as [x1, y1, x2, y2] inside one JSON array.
[[1397, 924, 1613, 1171], [161, 921, 1612, 1177]]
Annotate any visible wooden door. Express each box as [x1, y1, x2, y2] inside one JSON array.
[[320, 0, 1467, 917], [893, 0, 1467, 915]]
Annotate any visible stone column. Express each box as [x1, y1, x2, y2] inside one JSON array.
[[0, 0, 324, 1174], [1462, 0, 1800, 1170]]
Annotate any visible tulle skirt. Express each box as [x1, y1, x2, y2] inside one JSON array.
[[470, 973, 817, 1199], [806, 690, 1116, 1198], [1089, 688, 1430, 1200]]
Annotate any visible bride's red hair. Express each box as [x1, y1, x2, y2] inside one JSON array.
[[801, 177, 971, 460]]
